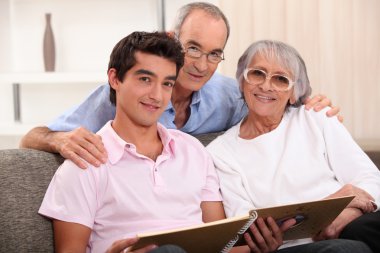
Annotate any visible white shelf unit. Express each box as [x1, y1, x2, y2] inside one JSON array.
[[0, 72, 107, 123], [0, 72, 106, 84]]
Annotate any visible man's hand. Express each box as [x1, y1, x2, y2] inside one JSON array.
[[53, 127, 108, 169], [243, 217, 295, 253], [304, 94, 343, 122], [313, 207, 362, 241], [20, 126, 107, 169], [106, 237, 157, 253]]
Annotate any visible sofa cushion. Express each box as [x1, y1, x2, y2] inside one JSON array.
[[0, 149, 64, 252]]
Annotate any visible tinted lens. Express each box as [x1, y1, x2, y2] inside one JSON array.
[[271, 75, 291, 90], [246, 69, 266, 84]]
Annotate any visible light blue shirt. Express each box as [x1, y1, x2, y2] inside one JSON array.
[[48, 72, 248, 135]]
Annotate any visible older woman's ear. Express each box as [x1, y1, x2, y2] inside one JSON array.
[[289, 94, 297, 105]]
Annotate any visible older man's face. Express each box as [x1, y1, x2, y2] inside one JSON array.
[[176, 10, 228, 92]]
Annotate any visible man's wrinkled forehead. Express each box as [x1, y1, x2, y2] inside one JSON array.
[[178, 11, 228, 50]]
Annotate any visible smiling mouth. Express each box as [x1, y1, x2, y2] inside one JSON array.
[[254, 94, 276, 101], [188, 72, 204, 79], [141, 102, 160, 111]]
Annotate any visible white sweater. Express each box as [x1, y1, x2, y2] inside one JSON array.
[[207, 106, 380, 247]]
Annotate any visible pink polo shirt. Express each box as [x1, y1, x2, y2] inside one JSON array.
[[39, 121, 222, 252]]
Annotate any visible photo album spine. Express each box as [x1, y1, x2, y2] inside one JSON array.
[[220, 210, 258, 253]]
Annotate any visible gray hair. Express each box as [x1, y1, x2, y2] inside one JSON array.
[[172, 2, 230, 42], [236, 40, 312, 107]]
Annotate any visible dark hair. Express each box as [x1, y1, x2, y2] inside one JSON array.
[[108, 31, 184, 105]]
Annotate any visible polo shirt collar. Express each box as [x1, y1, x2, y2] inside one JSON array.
[[157, 123, 176, 156], [98, 121, 176, 165]]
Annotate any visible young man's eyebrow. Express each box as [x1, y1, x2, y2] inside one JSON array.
[[185, 40, 224, 53], [136, 69, 177, 81], [166, 75, 177, 81], [135, 69, 156, 76]]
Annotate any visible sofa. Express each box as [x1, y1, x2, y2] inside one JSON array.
[[0, 132, 379, 252]]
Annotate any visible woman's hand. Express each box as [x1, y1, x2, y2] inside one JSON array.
[[327, 184, 376, 213], [244, 217, 296, 253], [313, 207, 362, 240], [315, 184, 377, 241]]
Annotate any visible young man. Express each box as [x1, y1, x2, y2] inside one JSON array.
[[20, 2, 339, 170], [38, 31, 226, 253]]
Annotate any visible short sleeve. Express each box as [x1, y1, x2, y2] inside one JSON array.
[[201, 154, 223, 202], [38, 160, 99, 228]]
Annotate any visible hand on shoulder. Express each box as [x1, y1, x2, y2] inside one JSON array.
[[53, 127, 108, 169], [304, 94, 343, 122]]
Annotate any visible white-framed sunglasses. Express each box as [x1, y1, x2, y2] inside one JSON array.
[[243, 68, 295, 91]]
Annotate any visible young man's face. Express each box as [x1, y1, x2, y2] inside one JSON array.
[[175, 10, 228, 92], [112, 51, 177, 127]]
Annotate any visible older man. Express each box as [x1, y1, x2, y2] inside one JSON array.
[[20, 2, 338, 169]]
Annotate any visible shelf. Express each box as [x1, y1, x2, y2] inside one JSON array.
[[0, 72, 107, 123], [0, 72, 107, 84]]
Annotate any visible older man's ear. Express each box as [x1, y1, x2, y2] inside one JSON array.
[[166, 31, 175, 38]]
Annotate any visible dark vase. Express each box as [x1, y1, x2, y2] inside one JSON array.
[[43, 13, 55, 72]]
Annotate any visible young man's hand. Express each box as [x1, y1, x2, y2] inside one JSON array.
[[304, 94, 343, 122], [106, 237, 157, 253]]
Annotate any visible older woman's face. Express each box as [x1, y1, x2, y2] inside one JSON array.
[[243, 53, 295, 119]]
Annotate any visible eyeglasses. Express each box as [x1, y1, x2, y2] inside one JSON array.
[[243, 68, 294, 91], [184, 46, 224, 64]]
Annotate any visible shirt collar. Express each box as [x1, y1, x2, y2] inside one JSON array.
[[191, 89, 201, 105], [98, 121, 176, 165], [157, 123, 176, 156], [164, 90, 202, 112]]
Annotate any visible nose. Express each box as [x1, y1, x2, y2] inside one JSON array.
[[193, 54, 208, 73], [259, 77, 273, 91], [149, 83, 162, 101]]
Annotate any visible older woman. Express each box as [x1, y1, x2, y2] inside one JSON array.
[[207, 40, 380, 253]]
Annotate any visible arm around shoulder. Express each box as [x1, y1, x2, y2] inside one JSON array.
[[19, 126, 59, 152], [20, 126, 108, 169]]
